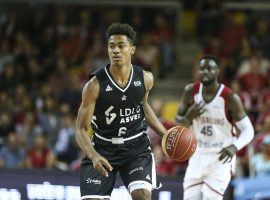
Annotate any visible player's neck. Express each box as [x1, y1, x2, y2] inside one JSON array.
[[203, 81, 220, 94], [109, 63, 132, 85]]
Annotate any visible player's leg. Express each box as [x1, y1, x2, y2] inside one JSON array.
[[183, 179, 203, 200], [202, 157, 233, 200], [119, 151, 159, 200], [80, 157, 116, 200], [130, 188, 151, 200], [183, 151, 205, 200]]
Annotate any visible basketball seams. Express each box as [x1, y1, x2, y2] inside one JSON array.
[[175, 128, 193, 160], [171, 127, 185, 159], [162, 126, 196, 161], [161, 133, 169, 157]]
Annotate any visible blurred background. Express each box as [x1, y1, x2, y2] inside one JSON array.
[[0, 0, 270, 199]]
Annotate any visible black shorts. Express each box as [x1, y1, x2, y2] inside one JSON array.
[[80, 134, 160, 199]]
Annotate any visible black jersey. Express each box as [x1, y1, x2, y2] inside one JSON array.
[[91, 65, 147, 138]]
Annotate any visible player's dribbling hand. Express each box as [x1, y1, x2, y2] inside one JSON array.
[[92, 152, 113, 177], [218, 144, 237, 164]]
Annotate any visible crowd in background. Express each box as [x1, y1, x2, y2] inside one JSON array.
[[1, 1, 270, 179]]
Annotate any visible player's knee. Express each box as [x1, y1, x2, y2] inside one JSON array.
[[131, 189, 151, 200]]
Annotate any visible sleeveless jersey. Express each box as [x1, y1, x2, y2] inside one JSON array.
[[190, 83, 237, 153], [91, 65, 147, 138]]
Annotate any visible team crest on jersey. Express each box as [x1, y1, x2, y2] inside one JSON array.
[[134, 81, 141, 86], [105, 85, 113, 92]]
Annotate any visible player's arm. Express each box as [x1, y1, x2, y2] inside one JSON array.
[[228, 93, 254, 150], [143, 71, 167, 137], [218, 92, 254, 163], [175, 83, 204, 127], [75, 77, 112, 177]]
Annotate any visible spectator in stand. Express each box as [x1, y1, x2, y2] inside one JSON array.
[[0, 111, 15, 146], [15, 111, 42, 148], [0, 132, 26, 168], [237, 51, 269, 118], [230, 80, 252, 117], [0, 91, 14, 113], [153, 14, 174, 78], [255, 95, 270, 133], [219, 11, 246, 55], [252, 136, 270, 177], [249, 18, 270, 59], [253, 115, 270, 153], [237, 49, 270, 77], [196, 0, 224, 43], [54, 113, 77, 169], [37, 95, 61, 147], [134, 33, 159, 73], [26, 134, 55, 169]]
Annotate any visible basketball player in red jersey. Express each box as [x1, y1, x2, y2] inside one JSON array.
[[176, 55, 254, 200]]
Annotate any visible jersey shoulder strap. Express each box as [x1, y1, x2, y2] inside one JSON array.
[[89, 66, 107, 81], [220, 85, 233, 100], [193, 82, 200, 95], [132, 65, 144, 77]]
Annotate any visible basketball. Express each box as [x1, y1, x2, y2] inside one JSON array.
[[162, 126, 197, 161]]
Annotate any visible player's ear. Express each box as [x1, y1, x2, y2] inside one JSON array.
[[131, 46, 136, 55]]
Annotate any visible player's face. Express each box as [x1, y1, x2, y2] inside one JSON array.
[[199, 59, 220, 86], [108, 35, 135, 66]]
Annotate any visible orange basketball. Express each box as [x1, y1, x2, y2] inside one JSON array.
[[162, 126, 197, 161]]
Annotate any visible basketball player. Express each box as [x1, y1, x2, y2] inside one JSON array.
[[75, 23, 167, 200], [176, 55, 254, 200]]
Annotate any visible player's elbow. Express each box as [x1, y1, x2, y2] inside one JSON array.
[[75, 125, 86, 143]]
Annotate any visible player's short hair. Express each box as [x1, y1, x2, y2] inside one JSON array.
[[199, 55, 220, 68], [106, 22, 136, 45]]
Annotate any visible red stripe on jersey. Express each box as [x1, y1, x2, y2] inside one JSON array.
[[220, 86, 237, 136], [192, 82, 200, 104], [193, 82, 200, 96]]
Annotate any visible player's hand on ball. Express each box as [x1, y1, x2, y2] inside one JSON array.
[[92, 152, 113, 177], [218, 144, 237, 164]]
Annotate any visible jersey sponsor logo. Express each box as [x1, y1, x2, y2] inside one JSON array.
[[86, 178, 101, 184], [197, 139, 223, 149], [134, 81, 141, 86], [105, 106, 116, 125], [199, 116, 225, 126], [129, 167, 143, 175], [104, 105, 141, 125], [105, 85, 113, 92], [119, 106, 141, 124]]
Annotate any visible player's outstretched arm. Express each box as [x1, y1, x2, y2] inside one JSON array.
[[143, 71, 167, 137], [75, 77, 113, 177], [175, 83, 205, 127]]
